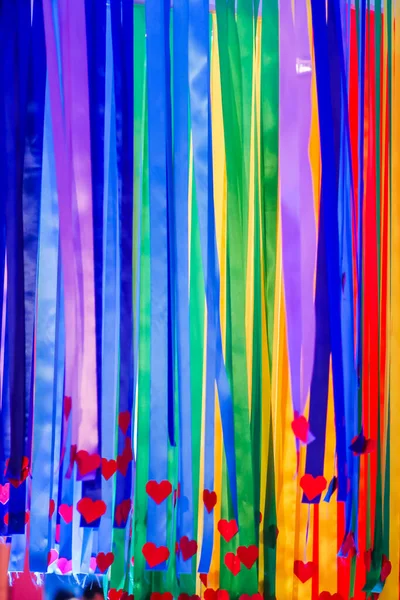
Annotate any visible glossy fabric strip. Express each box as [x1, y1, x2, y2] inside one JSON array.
[[145, 0, 170, 566]]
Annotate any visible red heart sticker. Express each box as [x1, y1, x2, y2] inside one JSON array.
[[96, 551, 115, 573], [203, 489, 217, 513], [300, 474, 327, 501], [150, 593, 173, 600], [47, 549, 58, 566], [199, 573, 208, 587], [146, 480, 172, 504], [217, 519, 239, 542], [115, 499, 132, 526], [76, 451, 101, 476], [117, 438, 133, 476], [8, 456, 30, 488], [204, 591, 229, 600], [49, 499, 55, 518], [294, 560, 316, 583], [102, 458, 117, 480], [118, 411, 131, 435], [77, 498, 106, 524], [142, 542, 170, 568], [291, 415, 309, 443], [57, 558, 73, 574], [0, 484, 10, 505], [64, 395, 72, 420], [179, 536, 198, 561], [224, 552, 241, 576], [237, 545, 258, 569], [381, 555, 392, 582], [59, 504, 73, 524], [108, 590, 124, 600]]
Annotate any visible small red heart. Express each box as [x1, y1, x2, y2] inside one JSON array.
[[77, 498, 106, 524], [0, 484, 10, 505], [102, 458, 117, 480], [150, 594, 173, 600], [318, 593, 343, 600], [108, 590, 124, 600], [49, 499, 55, 518], [8, 456, 30, 488], [96, 551, 114, 573], [146, 480, 172, 504], [76, 450, 101, 476], [121, 593, 134, 600], [118, 411, 131, 435], [115, 499, 132, 526], [294, 560, 315, 583], [300, 474, 327, 501], [217, 519, 239, 542], [57, 557, 72, 574], [64, 395, 72, 419], [47, 549, 58, 566], [239, 595, 263, 600], [381, 555, 392, 582], [291, 415, 309, 443], [117, 439, 133, 476], [204, 591, 229, 600], [59, 504, 73, 524], [224, 552, 241, 575], [203, 489, 217, 513], [142, 542, 170, 568], [179, 536, 198, 561], [199, 573, 208, 587], [237, 545, 258, 569]]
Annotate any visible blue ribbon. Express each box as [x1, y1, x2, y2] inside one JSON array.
[[145, 0, 170, 568], [173, 0, 194, 575], [188, 0, 238, 531], [310, 0, 347, 502]]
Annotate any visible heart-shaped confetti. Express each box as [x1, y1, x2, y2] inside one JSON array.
[[58, 504, 73, 524], [291, 415, 309, 443], [76, 450, 101, 476], [118, 411, 131, 435], [224, 552, 241, 576], [204, 590, 229, 600], [0, 484, 9, 505], [57, 558, 73, 574], [179, 536, 198, 561], [64, 395, 72, 419], [142, 542, 170, 568], [300, 474, 327, 501], [115, 499, 132, 526], [47, 549, 58, 566], [294, 560, 316, 583], [146, 480, 172, 504], [108, 590, 124, 600], [77, 498, 106, 524], [97, 551, 115, 573], [381, 555, 392, 582], [217, 519, 238, 542], [237, 545, 258, 569], [102, 458, 117, 480], [203, 489, 217, 513], [199, 573, 208, 587]]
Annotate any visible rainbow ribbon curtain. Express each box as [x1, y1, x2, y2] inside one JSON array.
[[0, 0, 399, 598]]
